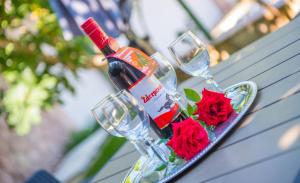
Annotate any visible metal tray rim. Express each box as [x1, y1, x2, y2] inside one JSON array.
[[123, 81, 258, 183]]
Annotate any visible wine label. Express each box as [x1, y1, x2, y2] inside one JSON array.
[[129, 75, 179, 129], [109, 47, 179, 129], [109, 47, 157, 76]]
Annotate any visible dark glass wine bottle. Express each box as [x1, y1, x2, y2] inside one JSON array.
[[81, 18, 187, 138]]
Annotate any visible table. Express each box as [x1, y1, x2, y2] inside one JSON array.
[[91, 16, 300, 183]]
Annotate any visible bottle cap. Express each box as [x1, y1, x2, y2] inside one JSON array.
[[80, 17, 109, 49]]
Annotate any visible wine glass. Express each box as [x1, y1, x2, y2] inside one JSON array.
[[92, 95, 123, 136], [92, 95, 154, 157], [151, 52, 177, 94], [91, 90, 169, 163], [168, 31, 223, 93], [151, 52, 187, 109]]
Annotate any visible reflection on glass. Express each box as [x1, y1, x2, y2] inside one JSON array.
[[168, 31, 223, 92], [151, 52, 187, 110]]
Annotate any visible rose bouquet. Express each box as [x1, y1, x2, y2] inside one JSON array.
[[166, 88, 234, 161]]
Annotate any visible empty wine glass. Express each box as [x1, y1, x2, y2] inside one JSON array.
[[91, 90, 169, 163], [92, 95, 154, 157], [151, 52, 177, 94], [92, 95, 123, 136], [151, 52, 187, 109], [168, 31, 223, 93]]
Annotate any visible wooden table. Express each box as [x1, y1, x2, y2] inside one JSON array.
[[91, 16, 300, 183]]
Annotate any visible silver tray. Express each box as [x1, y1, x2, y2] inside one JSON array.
[[123, 81, 258, 183]]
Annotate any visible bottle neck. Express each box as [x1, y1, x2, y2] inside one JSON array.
[[100, 37, 119, 57], [101, 44, 116, 56]]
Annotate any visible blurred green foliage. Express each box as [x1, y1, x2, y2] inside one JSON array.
[[0, 0, 96, 135], [83, 136, 126, 179], [65, 122, 99, 153]]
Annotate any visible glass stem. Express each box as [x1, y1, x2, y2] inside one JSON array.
[[132, 141, 149, 158], [203, 72, 223, 93], [173, 92, 187, 111], [141, 137, 169, 163]]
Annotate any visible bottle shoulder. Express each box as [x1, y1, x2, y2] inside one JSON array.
[[107, 57, 125, 75], [107, 57, 145, 77]]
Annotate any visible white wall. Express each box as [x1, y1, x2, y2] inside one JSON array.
[[185, 0, 223, 29], [130, 0, 186, 63], [130, 0, 223, 62]]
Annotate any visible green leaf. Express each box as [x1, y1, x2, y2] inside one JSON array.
[[200, 121, 207, 128], [168, 150, 176, 163], [155, 164, 167, 171], [5, 43, 14, 55], [184, 88, 201, 102], [158, 138, 168, 144], [169, 155, 175, 163], [187, 104, 197, 116], [192, 115, 198, 120]]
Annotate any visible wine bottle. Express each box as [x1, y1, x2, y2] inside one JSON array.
[[81, 18, 186, 138]]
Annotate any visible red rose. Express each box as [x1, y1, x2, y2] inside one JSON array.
[[167, 118, 210, 160], [195, 89, 233, 126]]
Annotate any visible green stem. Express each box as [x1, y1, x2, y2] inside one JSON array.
[[177, 0, 213, 41]]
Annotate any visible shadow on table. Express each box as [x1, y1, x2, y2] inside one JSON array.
[[293, 168, 300, 183]]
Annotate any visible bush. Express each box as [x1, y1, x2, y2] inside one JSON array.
[[0, 0, 98, 135]]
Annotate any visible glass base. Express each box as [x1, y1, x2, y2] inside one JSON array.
[[126, 140, 185, 183]]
